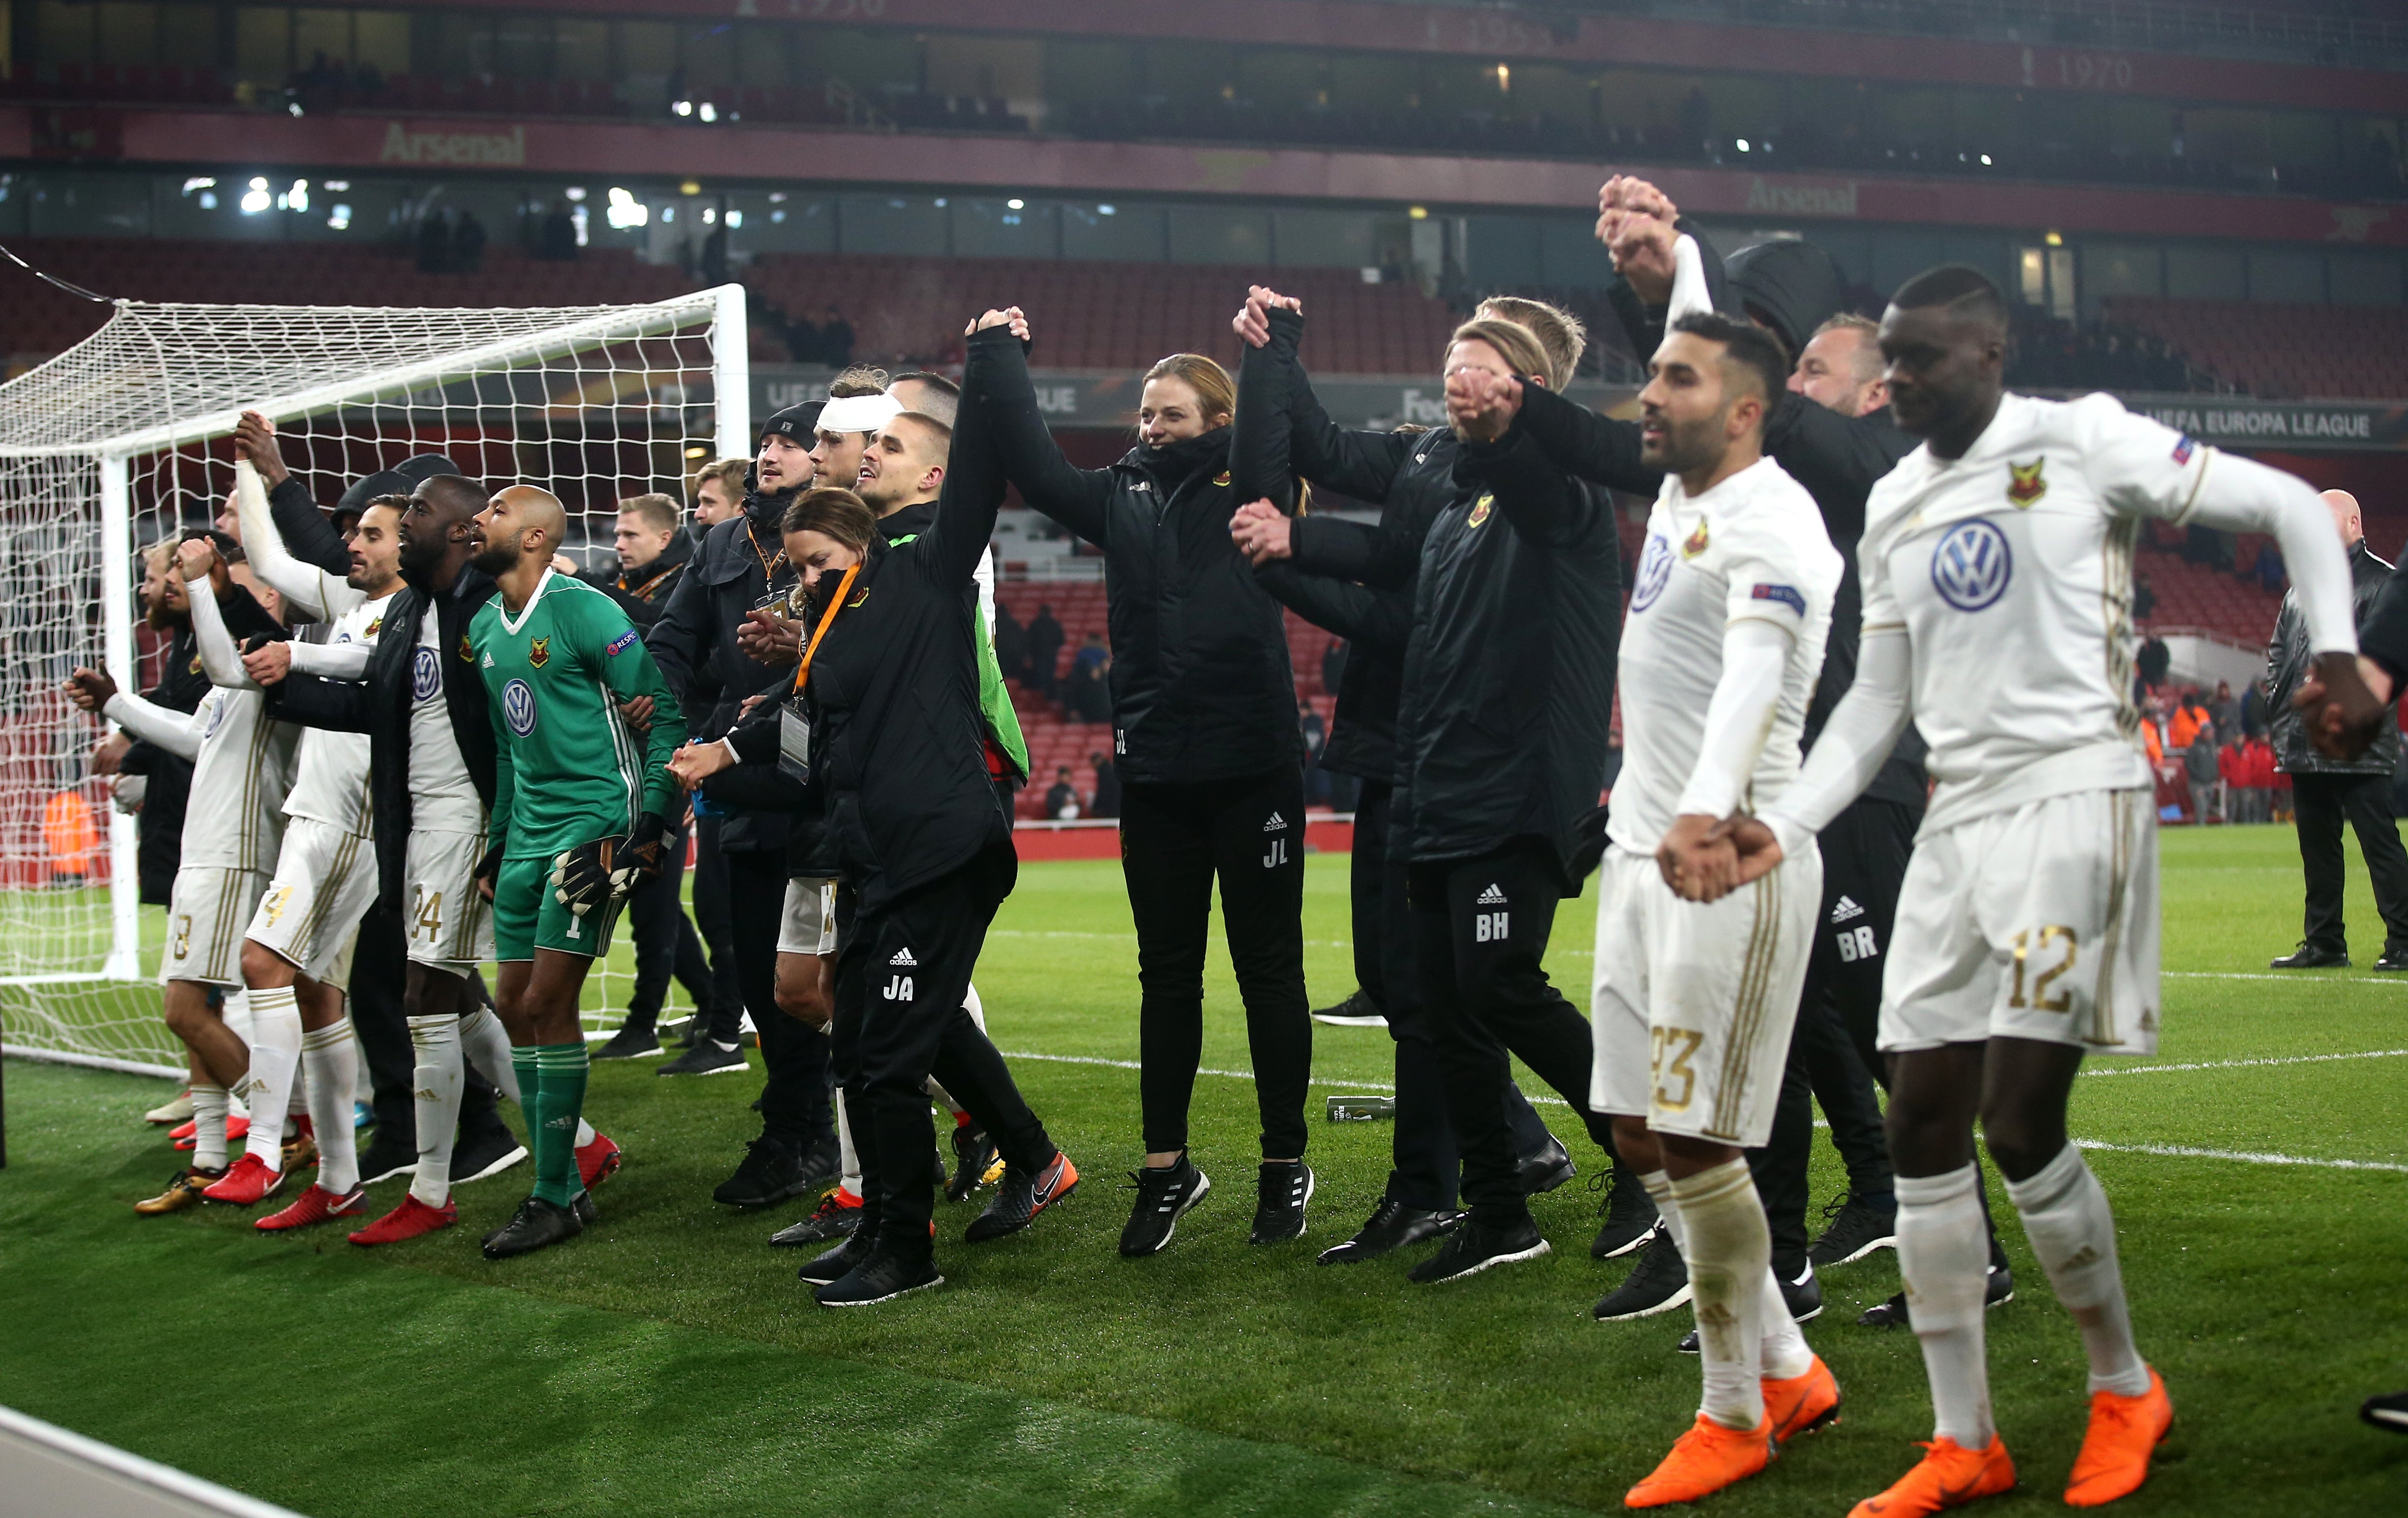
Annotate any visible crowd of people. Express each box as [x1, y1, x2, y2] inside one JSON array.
[[77, 170, 2408, 1510]]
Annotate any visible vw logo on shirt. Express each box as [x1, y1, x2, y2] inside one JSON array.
[[411, 646, 442, 702], [1930, 519, 2013, 612], [502, 678, 539, 736], [1629, 534, 1674, 612]]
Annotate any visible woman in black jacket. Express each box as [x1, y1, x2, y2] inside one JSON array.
[[672, 316, 1075, 1307], [980, 326, 1312, 1257]]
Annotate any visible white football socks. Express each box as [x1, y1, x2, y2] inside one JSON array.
[[835, 1087, 863, 1195], [1640, 1167, 1687, 1251], [1645, 1164, 1810, 1381], [1673, 1159, 1771, 1432], [191, 1082, 231, 1171], [241, 985, 303, 1170], [302, 1021, 361, 1194], [1897, 1164, 1996, 1449], [407, 1014, 464, 1209], [2005, 1143, 2151, 1398]]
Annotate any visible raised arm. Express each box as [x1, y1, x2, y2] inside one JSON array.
[[922, 319, 1020, 591], [979, 328, 1117, 544], [231, 459, 356, 621], [1286, 512, 1426, 589], [1505, 379, 1661, 496], [234, 412, 353, 578], [184, 557, 259, 691], [102, 689, 204, 761], [1232, 303, 1302, 512]]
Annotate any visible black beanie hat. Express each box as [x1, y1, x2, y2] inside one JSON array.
[[335, 469, 412, 514], [1725, 239, 1851, 363], [758, 400, 824, 446]]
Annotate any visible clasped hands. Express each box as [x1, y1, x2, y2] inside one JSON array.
[[1654, 812, 1784, 905]]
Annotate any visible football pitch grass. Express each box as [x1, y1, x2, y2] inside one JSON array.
[[2, 825, 2403, 1516]]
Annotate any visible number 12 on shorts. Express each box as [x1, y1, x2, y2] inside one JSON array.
[[2009, 924, 2077, 1013]]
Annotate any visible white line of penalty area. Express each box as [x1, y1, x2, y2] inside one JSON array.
[[997, 1048, 2408, 1176]]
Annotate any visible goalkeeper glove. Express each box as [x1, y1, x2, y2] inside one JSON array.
[[608, 812, 675, 898], [550, 835, 624, 918]]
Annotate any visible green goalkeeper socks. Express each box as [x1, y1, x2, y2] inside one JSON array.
[[528, 1042, 590, 1208]]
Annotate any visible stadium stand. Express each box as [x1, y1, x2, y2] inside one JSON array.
[[2106, 298, 2408, 401]]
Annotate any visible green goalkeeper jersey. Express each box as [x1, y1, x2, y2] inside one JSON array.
[[471, 568, 687, 862]]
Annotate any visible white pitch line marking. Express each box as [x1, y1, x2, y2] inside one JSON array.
[[2083, 1048, 2408, 1077], [2076, 1141, 2408, 1174]]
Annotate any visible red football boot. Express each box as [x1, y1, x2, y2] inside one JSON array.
[[257, 1184, 368, 1232], [348, 1193, 458, 1247], [577, 1130, 623, 1189], [201, 1152, 288, 1205]]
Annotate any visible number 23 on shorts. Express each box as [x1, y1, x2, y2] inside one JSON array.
[[1650, 1026, 1703, 1112]]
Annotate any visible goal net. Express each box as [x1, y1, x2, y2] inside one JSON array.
[[0, 286, 748, 1076]]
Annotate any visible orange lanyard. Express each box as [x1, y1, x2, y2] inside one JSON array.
[[790, 564, 860, 694]]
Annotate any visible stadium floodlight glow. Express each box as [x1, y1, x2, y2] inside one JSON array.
[[699, 102, 718, 122], [1736, 139, 1750, 152], [181, 177, 216, 194], [249, 176, 269, 189], [681, 180, 702, 196], [726, 210, 743, 228], [239, 186, 271, 214], [605, 186, 649, 228], [289, 180, 309, 213], [2045, 229, 2064, 246], [324, 179, 349, 191], [287, 100, 302, 116], [685, 445, 709, 459], [674, 99, 694, 116], [1007, 198, 1025, 210], [701, 206, 716, 225], [328, 204, 352, 230], [565, 185, 587, 201], [769, 191, 788, 203], [1981, 154, 1994, 165], [197, 191, 217, 209], [1407, 205, 1428, 220], [1097, 203, 1116, 215]]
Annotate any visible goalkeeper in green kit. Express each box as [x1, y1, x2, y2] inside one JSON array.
[[468, 485, 688, 1259]]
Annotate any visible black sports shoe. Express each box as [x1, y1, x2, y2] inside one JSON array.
[[1249, 1160, 1314, 1244], [794, 1135, 842, 1190], [1118, 1157, 1211, 1257], [770, 1189, 862, 1247], [356, 1129, 417, 1187], [713, 1137, 812, 1209], [572, 1190, 597, 1227], [946, 1123, 1000, 1202], [1516, 1135, 1577, 1195], [966, 1150, 1080, 1243], [1675, 1261, 1824, 1353], [1590, 1162, 1662, 1260], [2378, 948, 2408, 974], [594, 1023, 662, 1059], [815, 1249, 943, 1307], [1593, 1230, 1691, 1320], [1310, 988, 1385, 1027], [1808, 1189, 1899, 1268], [2361, 1389, 2408, 1434], [2270, 942, 2348, 969], [658, 1038, 747, 1076], [450, 1126, 529, 1186], [1407, 1215, 1550, 1283], [1316, 1197, 1464, 1264], [481, 1196, 583, 1259], [798, 1225, 876, 1286], [1858, 1263, 2015, 1328]]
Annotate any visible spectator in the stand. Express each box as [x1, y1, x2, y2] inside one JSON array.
[[452, 210, 487, 274], [1089, 749, 1121, 820], [1025, 602, 1063, 697], [701, 224, 729, 285], [821, 306, 855, 366], [1678, 86, 1711, 156], [993, 599, 1027, 684], [2136, 633, 2172, 702], [1321, 637, 1348, 699], [540, 202, 579, 261], [2167, 688, 2209, 754], [2258, 542, 2287, 594], [1044, 766, 1081, 821], [2187, 717, 2223, 821], [1299, 699, 1329, 807], [783, 310, 822, 365], [1067, 634, 1113, 724], [2209, 678, 2239, 738], [415, 209, 451, 273], [2267, 489, 2408, 969], [2133, 572, 2156, 622]]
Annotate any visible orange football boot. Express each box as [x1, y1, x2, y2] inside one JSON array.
[[1764, 1354, 1842, 1443], [1626, 1414, 1774, 1508], [2065, 1368, 2172, 1507], [1849, 1435, 2016, 1517]]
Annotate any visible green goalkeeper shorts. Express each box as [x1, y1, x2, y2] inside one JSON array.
[[492, 854, 622, 962]]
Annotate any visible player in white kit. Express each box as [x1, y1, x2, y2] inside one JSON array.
[[195, 461, 402, 1222], [66, 535, 297, 1212], [1589, 312, 1846, 1508], [1706, 266, 2382, 1514]]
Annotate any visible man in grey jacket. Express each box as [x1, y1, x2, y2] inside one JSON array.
[[2266, 489, 2408, 969]]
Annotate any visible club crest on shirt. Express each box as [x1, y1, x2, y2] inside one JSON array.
[[1213, 471, 1232, 487], [502, 678, 539, 736], [457, 634, 473, 661], [2006, 457, 2048, 508], [1467, 492, 1494, 528], [364, 617, 381, 638], [188, 652, 203, 674], [528, 637, 550, 669], [1681, 519, 1711, 559]]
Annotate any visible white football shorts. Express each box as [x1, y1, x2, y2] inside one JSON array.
[[778, 875, 838, 957], [404, 827, 494, 971], [161, 866, 270, 987], [245, 819, 379, 982]]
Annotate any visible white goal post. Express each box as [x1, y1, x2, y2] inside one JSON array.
[[0, 284, 747, 1075]]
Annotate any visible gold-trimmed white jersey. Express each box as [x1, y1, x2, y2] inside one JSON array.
[[181, 685, 300, 873], [1861, 391, 2209, 834], [281, 591, 394, 836]]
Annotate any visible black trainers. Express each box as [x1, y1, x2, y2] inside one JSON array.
[[1316, 1197, 1464, 1264], [1590, 1162, 1662, 1260], [798, 1224, 877, 1286], [770, 1188, 863, 1247], [713, 1137, 813, 1209], [794, 1135, 842, 1190], [1807, 1189, 1898, 1268], [946, 1122, 1000, 1202], [481, 1195, 583, 1259], [1407, 1214, 1549, 1283], [658, 1038, 747, 1076], [2378, 947, 2408, 974], [450, 1126, 529, 1186], [966, 1151, 1079, 1243], [356, 1128, 417, 1187], [1118, 1157, 1211, 1257], [1858, 1263, 2015, 1328], [1675, 1261, 1823, 1353], [2361, 1389, 2408, 1434], [1310, 988, 1385, 1027], [1249, 1160, 1314, 1244], [1593, 1230, 1691, 1320], [593, 1023, 663, 1060], [1516, 1135, 1577, 1195], [815, 1248, 943, 1307]]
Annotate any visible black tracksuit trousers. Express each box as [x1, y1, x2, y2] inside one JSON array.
[[831, 853, 1055, 1263], [728, 846, 832, 1152], [2291, 771, 2408, 958], [349, 900, 505, 1144], [1354, 782, 1552, 1212], [686, 812, 748, 1045], [1410, 838, 1613, 1229], [617, 828, 720, 1038], [1119, 767, 1312, 1160]]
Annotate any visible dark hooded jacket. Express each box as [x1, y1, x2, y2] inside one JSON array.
[[2269, 538, 2398, 777], [119, 625, 209, 902], [584, 528, 695, 631]]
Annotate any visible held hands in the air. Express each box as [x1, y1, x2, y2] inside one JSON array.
[[1445, 367, 1523, 443], [1232, 285, 1302, 349], [737, 607, 802, 667], [62, 667, 119, 712], [1229, 500, 1293, 565], [232, 410, 289, 486], [1596, 175, 1680, 304], [667, 739, 734, 792], [2291, 651, 2390, 762], [967, 306, 1030, 341], [242, 640, 293, 686]]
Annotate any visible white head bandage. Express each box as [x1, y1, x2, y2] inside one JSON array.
[[817, 393, 903, 435]]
